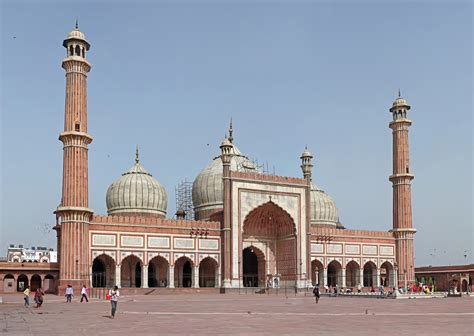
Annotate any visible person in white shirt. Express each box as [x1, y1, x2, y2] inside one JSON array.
[[109, 285, 120, 318], [80, 285, 89, 303]]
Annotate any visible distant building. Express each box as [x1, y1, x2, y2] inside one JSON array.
[[7, 244, 57, 263]]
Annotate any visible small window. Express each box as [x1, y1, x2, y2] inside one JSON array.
[[69, 45, 74, 56], [75, 123, 80, 132], [406, 167, 409, 173], [75, 45, 81, 56]]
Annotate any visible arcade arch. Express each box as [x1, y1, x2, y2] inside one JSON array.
[[121, 255, 142, 288], [327, 260, 342, 287], [346, 261, 360, 288], [363, 261, 377, 287], [92, 254, 116, 288], [148, 256, 169, 288], [311, 259, 324, 286], [174, 257, 193, 288], [199, 257, 218, 288]]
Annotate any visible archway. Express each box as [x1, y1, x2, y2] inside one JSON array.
[[17, 274, 28, 291], [148, 256, 169, 287], [363, 261, 377, 287], [346, 261, 360, 288], [30, 274, 42, 291], [243, 201, 296, 286], [92, 254, 116, 288], [327, 260, 342, 287], [243, 246, 265, 287], [44, 274, 55, 293], [462, 279, 468, 292], [121, 255, 142, 288], [199, 257, 218, 288], [174, 257, 193, 288], [380, 261, 394, 287], [3, 274, 15, 293], [311, 259, 324, 286]]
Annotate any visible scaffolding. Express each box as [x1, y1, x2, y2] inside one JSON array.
[[175, 179, 194, 220]]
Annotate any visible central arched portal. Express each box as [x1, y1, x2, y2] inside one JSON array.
[[243, 201, 297, 287]]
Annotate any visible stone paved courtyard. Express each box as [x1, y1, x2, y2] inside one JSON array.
[[1, 293, 473, 335]]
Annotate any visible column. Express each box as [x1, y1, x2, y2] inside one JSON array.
[[115, 265, 121, 287], [142, 265, 148, 288], [193, 265, 200, 288], [215, 267, 221, 288], [341, 269, 346, 288], [168, 265, 174, 288], [376, 268, 381, 287], [393, 268, 398, 290], [315, 270, 319, 286], [323, 268, 328, 287], [359, 269, 364, 288]]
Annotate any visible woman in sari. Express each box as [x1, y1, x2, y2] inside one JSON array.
[[34, 288, 44, 308]]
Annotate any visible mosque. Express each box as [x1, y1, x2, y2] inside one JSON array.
[[1, 25, 416, 294]]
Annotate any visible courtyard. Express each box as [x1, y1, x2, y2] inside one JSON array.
[[0, 293, 473, 335]]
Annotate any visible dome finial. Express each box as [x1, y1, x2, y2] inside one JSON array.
[[135, 145, 140, 164], [228, 118, 234, 143], [75, 18, 79, 30], [398, 88, 401, 97]]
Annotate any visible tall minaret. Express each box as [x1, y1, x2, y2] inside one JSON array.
[[54, 22, 93, 290], [389, 91, 416, 287]]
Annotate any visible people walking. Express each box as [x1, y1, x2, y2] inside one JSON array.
[[313, 284, 321, 304], [23, 286, 30, 307], [65, 284, 73, 302], [34, 288, 44, 308], [109, 285, 120, 318], [80, 285, 89, 303]]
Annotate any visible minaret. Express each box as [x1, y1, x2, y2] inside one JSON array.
[[220, 135, 233, 287], [300, 147, 313, 287], [389, 91, 416, 288], [54, 22, 93, 290]]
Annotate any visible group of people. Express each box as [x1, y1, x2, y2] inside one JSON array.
[[65, 284, 90, 303], [23, 286, 45, 308]]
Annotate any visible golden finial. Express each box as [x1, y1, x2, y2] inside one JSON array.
[[135, 145, 139, 164]]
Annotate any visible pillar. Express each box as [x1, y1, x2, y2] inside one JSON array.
[[168, 265, 175, 288], [193, 265, 199, 288], [323, 268, 328, 287], [54, 23, 93, 291], [389, 92, 416, 288], [341, 269, 346, 288], [220, 136, 233, 287], [142, 265, 148, 288], [115, 265, 121, 287], [360, 269, 364, 288], [376, 268, 381, 287]]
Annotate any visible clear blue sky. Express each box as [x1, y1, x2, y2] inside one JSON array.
[[1, 0, 472, 266]]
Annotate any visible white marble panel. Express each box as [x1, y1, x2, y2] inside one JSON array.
[[121, 235, 143, 247], [327, 244, 342, 254], [92, 234, 116, 246], [379, 245, 394, 256], [148, 236, 170, 248], [199, 239, 219, 250], [345, 244, 360, 254], [174, 238, 194, 249], [362, 245, 377, 255], [311, 243, 324, 253]]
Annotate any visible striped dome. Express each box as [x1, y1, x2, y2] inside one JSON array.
[[106, 158, 167, 217], [310, 185, 339, 226]]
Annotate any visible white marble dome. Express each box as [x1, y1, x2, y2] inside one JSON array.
[[192, 142, 257, 216], [309, 184, 340, 226], [106, 157, 167, 217]]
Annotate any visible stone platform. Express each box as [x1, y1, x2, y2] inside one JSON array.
[[1, 293, 473, 335]]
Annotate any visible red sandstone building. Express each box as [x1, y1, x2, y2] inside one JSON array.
[[1, 25, 417, 294]]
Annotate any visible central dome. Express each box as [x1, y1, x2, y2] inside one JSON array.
[[192, 141, 257, 219], [106, 153, 167, 217]]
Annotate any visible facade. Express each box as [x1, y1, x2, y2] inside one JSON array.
[[1, 25, 417, 293], [6, 245, 57, 263], [415, 264, 474, 292]]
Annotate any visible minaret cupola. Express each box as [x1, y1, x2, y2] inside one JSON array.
[[63, 20, 90, 59]]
